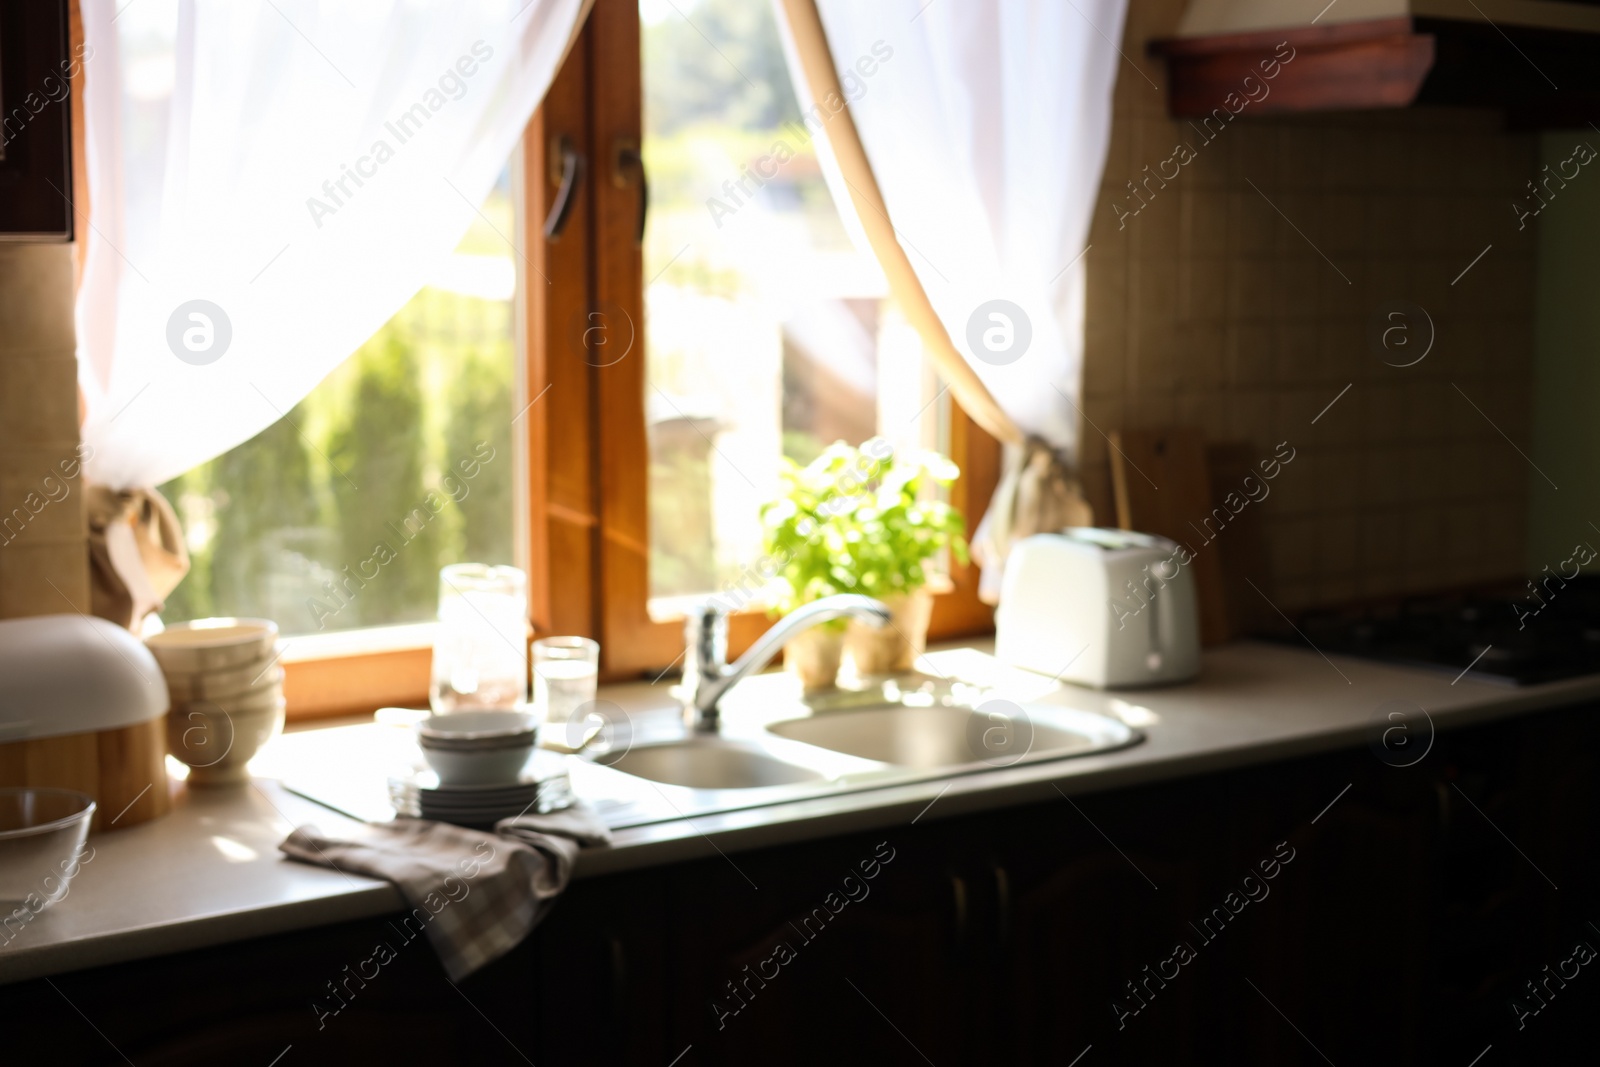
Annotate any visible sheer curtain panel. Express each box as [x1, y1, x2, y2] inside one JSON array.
[[77, 0, 592, 490], [774, 0, 1127, 599]]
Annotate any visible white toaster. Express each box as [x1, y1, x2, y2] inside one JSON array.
[[995, 528, 1200, 689]]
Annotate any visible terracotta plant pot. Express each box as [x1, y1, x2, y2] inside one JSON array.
[[785, 625, 844, 693], [845, 588, 933, 677]]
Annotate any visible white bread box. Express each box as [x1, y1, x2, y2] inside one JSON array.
[[0, 614, 172, 829]]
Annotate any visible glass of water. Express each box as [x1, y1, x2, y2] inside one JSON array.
[[533, 636, 599, 730], [431, 564, 528, 713]]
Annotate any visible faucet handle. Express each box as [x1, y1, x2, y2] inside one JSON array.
[[684, 599, 729, 652], [682, 599, 729, 693]]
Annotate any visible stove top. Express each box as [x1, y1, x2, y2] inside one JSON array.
[[1276, 578, 1600, 686]]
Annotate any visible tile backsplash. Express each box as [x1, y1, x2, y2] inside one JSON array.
[[1079, 4, 1539, 612]]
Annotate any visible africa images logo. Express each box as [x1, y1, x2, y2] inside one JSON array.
[[166, 300, 233, 365]]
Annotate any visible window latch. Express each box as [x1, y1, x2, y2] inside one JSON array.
[[544, 135, 586, 241], [612, 138, 647, 248]]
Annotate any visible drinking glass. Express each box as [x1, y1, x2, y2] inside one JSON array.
[[430, 564, 528, 713], [533, 636, 599, 729]]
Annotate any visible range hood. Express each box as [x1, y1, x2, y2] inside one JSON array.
[[1149, 0, 1600, 127]]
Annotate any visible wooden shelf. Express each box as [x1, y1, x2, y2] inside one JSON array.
[[1150, 15, 1600, 128], [1148, 18, 1434, 118]]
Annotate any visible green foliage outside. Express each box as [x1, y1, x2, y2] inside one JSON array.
[[161, 223, 517, 638], [325, 331, 437, 628], [640, 0, 863, 601], [643, 0, 799, 139], [447, 349, 514, 568], [761, 440, 968, 619], [647, 440, 717, 599]]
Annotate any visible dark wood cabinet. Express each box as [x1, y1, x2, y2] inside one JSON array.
[[14, 700, 1600, 1065], [10, 910, 543, 1064], [664, 834, 970, 1066], [530, 867, 671, 1064]]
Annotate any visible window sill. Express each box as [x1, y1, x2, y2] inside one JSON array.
[[645, 576, 959, 624], [278, 575, 986, 723], [281, 623, 435, 723]]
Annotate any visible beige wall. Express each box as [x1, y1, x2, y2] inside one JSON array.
[[1078, 0, 1540, 612], [0, 243, 89, 618]]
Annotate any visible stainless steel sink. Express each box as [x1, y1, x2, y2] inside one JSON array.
[[603, 737, 826, 790], [571, 661, 1146, 829], [765, 699, 1137, 770]]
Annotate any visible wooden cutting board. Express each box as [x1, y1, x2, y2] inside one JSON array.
[[1108, 426, 1232, 646], [1205, 441, 1278, 639]]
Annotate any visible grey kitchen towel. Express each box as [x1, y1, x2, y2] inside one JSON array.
[[280, 805, 612, 981]]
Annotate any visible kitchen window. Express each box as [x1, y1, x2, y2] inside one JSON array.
[[179, 0, 997, 718]]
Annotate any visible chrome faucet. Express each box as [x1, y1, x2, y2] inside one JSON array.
[[681, 594, 892, 732]]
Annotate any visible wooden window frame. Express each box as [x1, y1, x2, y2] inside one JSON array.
[[540, 0, 998, 679], [284, 0, 998, 717]]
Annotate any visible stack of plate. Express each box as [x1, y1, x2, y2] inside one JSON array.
[[145, 618, 284, 786], [389, 755, 573, 827]]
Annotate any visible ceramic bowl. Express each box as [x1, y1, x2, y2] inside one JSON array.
[[146, 619, 279, 674], [416, 709, 538, 786], [163, 653, 284, 703], [0, 788, 95, 909], [167, 699, 286, 786], [418, 744, 536, 786], [183, 682, 285, 717], [416, 709, 538, 750]]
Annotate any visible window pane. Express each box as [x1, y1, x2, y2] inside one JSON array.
[[641, 0, 946, 606], [160, 171, 519, 638]]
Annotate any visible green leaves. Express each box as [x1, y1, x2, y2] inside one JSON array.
[[760, 437, 968, 615]]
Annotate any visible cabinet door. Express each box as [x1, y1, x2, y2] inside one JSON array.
[[1430, 704, 1600, 1065], [1228, 754, 1436, 1066], [666, 826, 972, 1067], [987, 781, 1216, 1067], [13, 912, 535, 1066], [530, 869, 672, 1065]]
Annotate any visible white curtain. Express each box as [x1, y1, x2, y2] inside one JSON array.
[[78, 0, 591, 490], [780, 0, 1126, 458]]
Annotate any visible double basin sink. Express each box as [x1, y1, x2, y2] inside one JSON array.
[[575, 672, 1144, 826]]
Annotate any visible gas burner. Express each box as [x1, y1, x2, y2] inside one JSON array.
[[1469, 643, 1534, 666], [1269, 577, 1600, 685]]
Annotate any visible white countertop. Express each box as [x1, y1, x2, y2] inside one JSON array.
[[4, 639, 1596, 985]]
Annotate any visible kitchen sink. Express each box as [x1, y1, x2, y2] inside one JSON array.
[[571, 665, 1146, 828], [603, 737, 826, 790], [765, 699, 1137, 770]]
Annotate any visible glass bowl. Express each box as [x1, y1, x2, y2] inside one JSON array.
[[0, 787, 96, 910]]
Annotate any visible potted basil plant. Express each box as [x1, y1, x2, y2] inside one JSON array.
[[760, 439, 967, 688], [836, 443, 967, 676], [759, 443, 861, 692]]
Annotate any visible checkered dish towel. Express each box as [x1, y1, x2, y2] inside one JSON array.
[[281, 806, 612, 981]]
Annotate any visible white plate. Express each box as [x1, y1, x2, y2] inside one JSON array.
[[393, 767, 546, 793], [390, 760, 572, 824]]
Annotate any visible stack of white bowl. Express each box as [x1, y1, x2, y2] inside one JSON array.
[[145, 619, 284, 786], [400, 709, 546, 825]]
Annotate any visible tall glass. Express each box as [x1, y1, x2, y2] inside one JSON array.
[[430, 564, 528, 713], [533, 636, 599, 729]]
